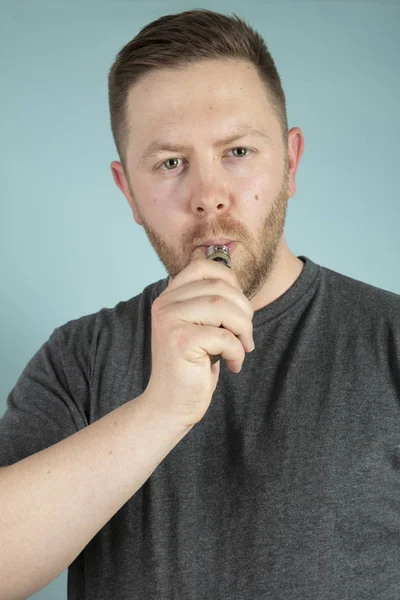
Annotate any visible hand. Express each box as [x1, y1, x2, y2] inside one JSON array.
[[144, 257, 255, 426]]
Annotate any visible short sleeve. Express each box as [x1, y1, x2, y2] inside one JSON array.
[[0, 324, 90, 466]]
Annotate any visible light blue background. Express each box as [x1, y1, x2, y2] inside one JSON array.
[[1, 0, 399, 598]]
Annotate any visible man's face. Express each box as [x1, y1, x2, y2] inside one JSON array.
[[112, 59, 301, 300]]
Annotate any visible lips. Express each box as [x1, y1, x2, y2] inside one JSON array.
[[198, 238, 234, 247]]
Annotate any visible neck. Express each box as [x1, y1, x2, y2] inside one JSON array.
[[250, 240, 304, 312]]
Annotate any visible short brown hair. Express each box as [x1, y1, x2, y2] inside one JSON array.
[[108, 9, 288, 170]]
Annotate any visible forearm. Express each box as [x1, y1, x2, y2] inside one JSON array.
[[0, 392, 192, 600]]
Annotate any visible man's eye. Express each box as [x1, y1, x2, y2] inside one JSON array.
[[229, 147, 251, 158], [160, 158, 183, 171], [158, 148, 251, 171]]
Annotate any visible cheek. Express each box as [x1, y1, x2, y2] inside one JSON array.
[[252, 161, 284, 201], [237, 172, 266, 207], [148, 197, 185, 235]]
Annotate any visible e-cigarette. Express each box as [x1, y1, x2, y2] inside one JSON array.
[[206, 244, 231, 365], [206, 244, 232, 269]]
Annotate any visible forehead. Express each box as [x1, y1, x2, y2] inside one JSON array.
[[126, 59, 280, 150]]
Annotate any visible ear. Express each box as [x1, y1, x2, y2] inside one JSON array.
[[286, 127, 305, 198], [110, 161, 143, 225]]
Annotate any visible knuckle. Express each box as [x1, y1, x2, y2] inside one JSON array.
[[152, 301, 171, 328], [209, 294, 224, 305], [151, 299, 161, 320], [152, 296, 163, 313], [207, 277, 224, 289], [173, 326, 191, 351], [221, 327, 232, 342]]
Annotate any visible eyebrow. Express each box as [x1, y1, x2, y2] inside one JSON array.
[[138, 125, 273, 166]]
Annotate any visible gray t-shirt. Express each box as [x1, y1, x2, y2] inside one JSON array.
[[1, 256, 400, 599]]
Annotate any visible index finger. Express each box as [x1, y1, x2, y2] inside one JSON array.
[[162, 257, 243, 295]]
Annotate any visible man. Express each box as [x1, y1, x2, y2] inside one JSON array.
[[1, 8, 399, 600]]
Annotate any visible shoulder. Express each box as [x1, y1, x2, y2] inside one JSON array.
[[319, 263, 400, 326], [52, 276, 169, 353]]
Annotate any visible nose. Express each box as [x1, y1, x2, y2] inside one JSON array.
[[189, 164, 231, 216]]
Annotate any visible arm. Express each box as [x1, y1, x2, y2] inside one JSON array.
[[0, 391, 192, 600]]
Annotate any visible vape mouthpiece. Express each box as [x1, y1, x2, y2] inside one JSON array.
[[206, 244, 231, 365], [205, 244, 232, 269]]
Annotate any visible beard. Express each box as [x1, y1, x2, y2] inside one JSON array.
[[128, 162, 290, 301]]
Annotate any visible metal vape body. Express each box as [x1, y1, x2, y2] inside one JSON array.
[[206, 244, 231, 365], [205, 244, 232, 269]]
